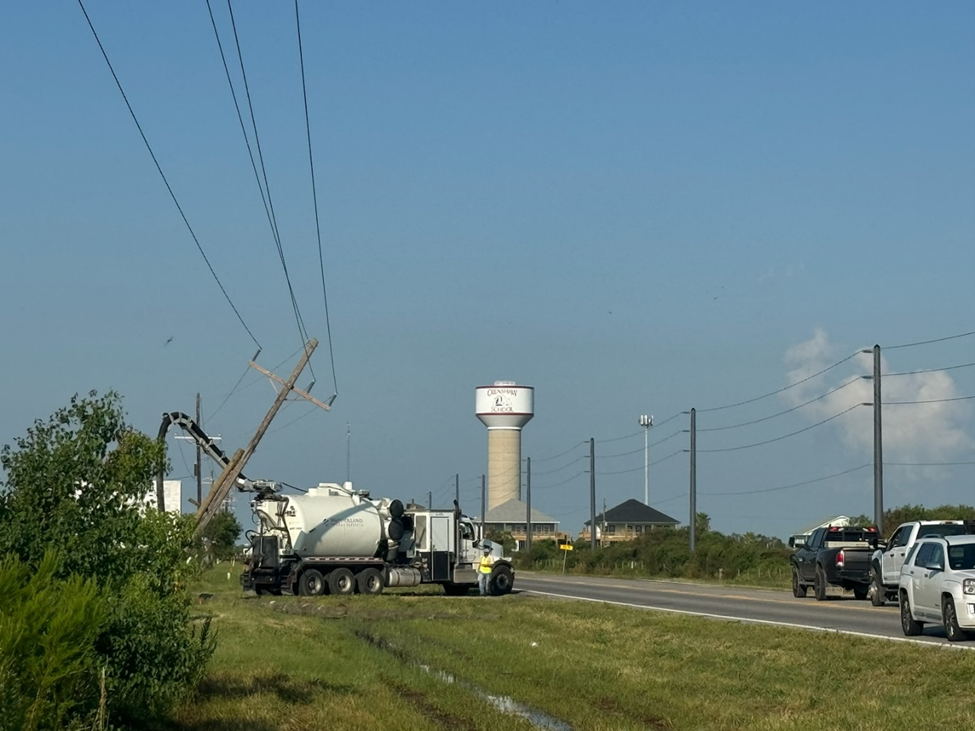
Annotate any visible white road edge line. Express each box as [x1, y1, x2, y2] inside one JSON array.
[[523, 589, 975, 651]]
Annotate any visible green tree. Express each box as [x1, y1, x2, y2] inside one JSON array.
[[0, 391, 215, 729], [202, 510, 243, 562]]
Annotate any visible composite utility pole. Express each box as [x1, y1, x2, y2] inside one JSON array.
[[196, 339, 323, 534], [195, 392, 203, 507], [872, 344, 884, 535], [589, 438, 596, 551], [689, 408, 697, 553], [526, 457, 532, 552]]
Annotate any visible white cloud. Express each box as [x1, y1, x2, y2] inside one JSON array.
[[782, 329, 973, 472]]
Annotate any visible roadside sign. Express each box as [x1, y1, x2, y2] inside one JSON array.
[[559, 544, 573, 551]]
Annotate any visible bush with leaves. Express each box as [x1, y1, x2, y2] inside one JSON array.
[[0, 552, 106, 731], [0, 391, 215, 729], [201, 509, 242, 562]]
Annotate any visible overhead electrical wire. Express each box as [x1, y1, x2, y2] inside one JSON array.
[[532, 440, 587, 463], [885, 362, 975, 377], [224, 0, 314, 377], [597, 449, 684, 475], [697, 402, 867, 453], [698, 376, 867, 432], [699, 463, 871, 496], [76, 0, 261, 351], [532, 456, 587, 477], [531, 471, 586, 491], [697, 352, 860, 413], [886, 329, 975, 350], [294, 0, 338, 398], [886, 461, 975, 467], [885, 395, 974, 405], [599, 429, 686, 458]]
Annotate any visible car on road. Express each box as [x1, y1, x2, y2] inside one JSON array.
[[868, 520, 974, 607], [899, 535, 975, 642], [791, 525, 880, 601]]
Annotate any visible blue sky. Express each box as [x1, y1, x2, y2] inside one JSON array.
[[1, 2, 973, 540]]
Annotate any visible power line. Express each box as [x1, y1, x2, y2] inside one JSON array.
[[698, 402, 868, 453], [76, 0, 260, 350], [699, 463, 870, 496], [533, 456, 586, 477], [225, 0, 313, 374], [600, 429, 686, 458], [596, 431, 641, 444], [294, 0, 338, 398], [886, 362, 975, 377], [698, 376, 866, 432], [886, 329, 975, 350], [885, 395, 974, 405], [886, 461, 975, 467], [697, 352, 860, 413], [532, 441, 587, 463], [598, 449, 684, 475], [208, 342, 310, 422], [532, 471, 586, 491]]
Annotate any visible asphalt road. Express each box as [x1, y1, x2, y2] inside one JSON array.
[[516, 573, 973, 649]]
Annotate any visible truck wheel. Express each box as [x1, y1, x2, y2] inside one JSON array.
[[328, 568, 356, 596], [853, 586, 868, 601], [869, 568, 886, 607], [356, 568, 384, 596], [899, 592, 923, 636], [443, 584, 472, 596], [299, 569, 326, 597], [943, 596, 971, 642], [489, 565, 513, 596], [814, 566, 828, 601], [791, 567, 807, 598]]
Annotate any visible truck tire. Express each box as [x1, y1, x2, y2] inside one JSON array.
[[328, 568, 356, 596], [900, 591, 923, 636], [869, 568, 886, 607], [299, 569, 326, 596], [853, 586, 868, 601], [791, 567, 807, 598], [943, 596, 971, 642], [814, 566, 828, 601], [443, 584, 472, 596], [356, 568, 384, 596], [489, 565, 513, 596]]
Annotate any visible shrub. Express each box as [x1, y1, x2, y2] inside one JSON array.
[[0, 392, 216, 729]]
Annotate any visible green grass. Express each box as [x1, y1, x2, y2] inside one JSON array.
[[172, 564, 975, 731]]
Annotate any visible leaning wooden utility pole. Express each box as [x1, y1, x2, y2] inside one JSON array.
[[196, 339, 324, 534]]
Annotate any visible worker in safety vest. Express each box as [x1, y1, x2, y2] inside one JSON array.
[[478, 545, 495, 596]]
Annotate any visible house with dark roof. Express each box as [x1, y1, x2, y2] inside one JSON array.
[[482, 498, 565, 549], [580, 499, 679, 544]]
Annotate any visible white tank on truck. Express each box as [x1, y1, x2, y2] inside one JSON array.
[[242, 481, 514, 598]]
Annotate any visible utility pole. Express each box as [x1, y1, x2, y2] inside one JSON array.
[[428, 491, 433, 510], [455, 473, 460, 510], [872, 344, 884, 534], [480, 474, 486, 538], [640, 414, 653, 505], [196, 339, 322, 534], [346, 422, 351, 483], [454, 473, 461, 569], [689, 408, 697, 553], [589, 438, 596, 551], [195, 392, 203, 507], [525, 457, 532, 552]]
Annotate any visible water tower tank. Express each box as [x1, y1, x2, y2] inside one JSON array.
[[475, 381, 534, 510]]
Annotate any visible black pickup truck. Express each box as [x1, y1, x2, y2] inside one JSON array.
[[790, 525, 880, 601]]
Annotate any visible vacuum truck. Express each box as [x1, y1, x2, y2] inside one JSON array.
[[240, 481, 515, 597]]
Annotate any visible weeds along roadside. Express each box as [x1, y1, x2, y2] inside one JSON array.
[[180, 564, 975, 731]]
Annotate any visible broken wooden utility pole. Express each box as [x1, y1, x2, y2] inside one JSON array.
[[196, 339, 327, 534]]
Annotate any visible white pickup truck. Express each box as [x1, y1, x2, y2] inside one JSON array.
[[868, 520, 974, 606]]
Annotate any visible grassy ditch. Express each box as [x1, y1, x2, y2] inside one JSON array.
[[174, 565, 975, 731]]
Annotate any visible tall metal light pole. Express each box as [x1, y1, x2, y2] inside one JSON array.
[[639, 414, 653, 505]]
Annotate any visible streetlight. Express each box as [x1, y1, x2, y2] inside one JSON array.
[[639, 414, 653, 505]]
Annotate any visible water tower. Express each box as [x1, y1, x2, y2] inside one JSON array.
[[475, 381, 534, 510]]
